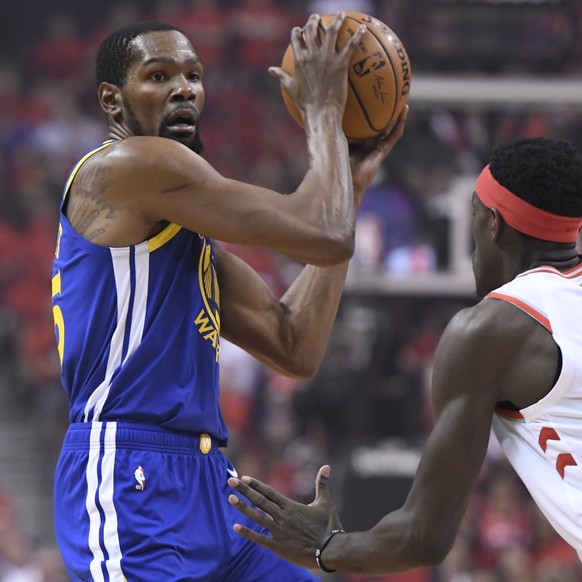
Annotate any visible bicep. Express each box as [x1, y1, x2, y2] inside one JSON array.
[[113, 139, 332, 260]]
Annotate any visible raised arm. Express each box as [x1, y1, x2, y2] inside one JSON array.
[[74, 14, 368, 266], [217, 110, 408, 377]]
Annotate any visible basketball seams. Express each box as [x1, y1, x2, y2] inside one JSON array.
[[317, 19, 379, 139], [346, 77, 375, 137], [344, 15, 400, 133], [280, 12, 410, 142]]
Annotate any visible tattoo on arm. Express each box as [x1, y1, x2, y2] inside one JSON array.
[[67, 160, 115, 241]]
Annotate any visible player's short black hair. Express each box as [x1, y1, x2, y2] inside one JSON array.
[[489, 137, 582, 218], [95, 21, 184, 88]]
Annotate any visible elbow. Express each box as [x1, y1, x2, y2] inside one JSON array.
[[389, 513, 456, 570], [335, 235, 355, 263], [293, 361, 320, 381], [413, 531, 456, 568], [314, 232, 355, 266], [271, 341, 322, 379], [416, 542, 452, 569], [278, 358, 320, 381]]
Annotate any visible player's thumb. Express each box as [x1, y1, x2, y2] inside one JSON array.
[[268, 66, 292, 86], [313, 465, 332, 505]]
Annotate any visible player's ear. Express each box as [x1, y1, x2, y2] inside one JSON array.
[[98, 82, 123, 117], [490, 207, 504, 241]]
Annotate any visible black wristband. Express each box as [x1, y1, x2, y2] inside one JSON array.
[[315, 529, 345, 574]]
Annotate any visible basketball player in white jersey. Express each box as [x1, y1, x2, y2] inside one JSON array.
[[228, 136, 582, 575]]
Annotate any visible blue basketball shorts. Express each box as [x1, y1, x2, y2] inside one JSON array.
[[54, 422, 319, 581]]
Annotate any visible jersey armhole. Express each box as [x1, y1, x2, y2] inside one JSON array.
[[487, 291, 553, 333], [61, 140, 115, 206]]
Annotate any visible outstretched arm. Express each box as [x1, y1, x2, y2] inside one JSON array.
[[228, 301, 519, 573]]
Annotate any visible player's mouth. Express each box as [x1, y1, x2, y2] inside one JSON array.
[[166, 108, 198, 134]]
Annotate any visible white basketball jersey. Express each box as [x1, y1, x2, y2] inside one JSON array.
[[489, 262, 582, 558]]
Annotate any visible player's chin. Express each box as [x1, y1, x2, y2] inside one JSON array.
[[161, 128, 203, 154]]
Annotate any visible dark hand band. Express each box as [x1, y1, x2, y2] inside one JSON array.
[[315, 529, 345, 573]]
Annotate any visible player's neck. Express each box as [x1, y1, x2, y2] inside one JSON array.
[[521, 242, 581, 273], [107, 120, 135, 142]]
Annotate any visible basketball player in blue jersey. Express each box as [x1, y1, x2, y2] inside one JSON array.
[[50, 15, 408, 582], [228, 137, 582, 575]]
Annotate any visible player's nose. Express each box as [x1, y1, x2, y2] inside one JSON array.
[[171, 75, 197, 101]]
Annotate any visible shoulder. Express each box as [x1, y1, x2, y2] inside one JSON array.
[[98, 136, 197, 169], [434, 299, 540, 389], [76, 136, 215, 196], [443, 297, 540, 347], [73, 137, 184, 180]]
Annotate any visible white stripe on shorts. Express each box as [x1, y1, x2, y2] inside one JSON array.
[[86, 422, 125, 581]]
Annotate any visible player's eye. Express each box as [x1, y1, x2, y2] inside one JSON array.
[[151, 72, 165, 82], [188, 72, 201, 81]]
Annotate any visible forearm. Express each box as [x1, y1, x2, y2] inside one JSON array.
[[319, 509, 445, 575], [320, 394, 489, 574], [277, 260, 350, 377], [217, 248, 349, 378], [293, 107, 355, 256]]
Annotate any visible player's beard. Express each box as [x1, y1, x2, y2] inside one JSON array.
[[122, 97, 204, 156]]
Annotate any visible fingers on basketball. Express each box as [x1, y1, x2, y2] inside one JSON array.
[[280, 12, 412, 143]]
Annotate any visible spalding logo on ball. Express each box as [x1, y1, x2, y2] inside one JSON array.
[[280, 12, 411, 142]]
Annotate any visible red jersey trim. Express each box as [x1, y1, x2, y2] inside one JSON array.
[[487, 292, 553, 333], [494, 405, 524, 420], [518, 263, 582, 279]]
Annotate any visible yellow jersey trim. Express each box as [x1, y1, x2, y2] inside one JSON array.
[[63, 140, 115, 200], [65, 140, 182, 253], [148, 223, 182, 252]]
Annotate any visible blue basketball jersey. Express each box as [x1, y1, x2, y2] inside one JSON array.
[[53, 142, 320, 581], [52, 141, 227, 441]]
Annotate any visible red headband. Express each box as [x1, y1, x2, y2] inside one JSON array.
[[475, 165, 582, 244]]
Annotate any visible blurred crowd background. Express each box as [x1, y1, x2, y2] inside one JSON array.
[[1, 0, 582, 580]]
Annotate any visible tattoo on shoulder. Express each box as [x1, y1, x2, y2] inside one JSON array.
[[68, 160, 115, 241]]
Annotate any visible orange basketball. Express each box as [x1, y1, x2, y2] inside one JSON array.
[[280, 12, 411, 142]]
